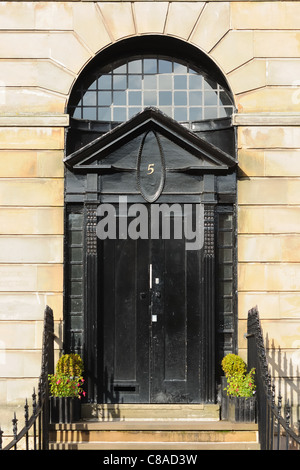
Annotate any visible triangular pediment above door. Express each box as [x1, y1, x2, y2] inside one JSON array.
[[64, 107, 237, 173]]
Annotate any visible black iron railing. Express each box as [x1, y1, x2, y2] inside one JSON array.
[[247, 306, 300, 450], [0, 306, 54, 450]]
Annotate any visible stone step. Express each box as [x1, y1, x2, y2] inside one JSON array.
[[49, 420, 260, 450], [81, 403, 220, 421], [50, 440, 260, 450]]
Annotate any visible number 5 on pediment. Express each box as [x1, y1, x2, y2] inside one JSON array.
[[147, 164, 155, 175]]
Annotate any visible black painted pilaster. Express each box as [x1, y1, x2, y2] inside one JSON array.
[[201, 174, 217, 403], [84, 174, 99, 402]]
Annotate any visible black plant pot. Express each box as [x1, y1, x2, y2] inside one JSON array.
[[221, 376, 256, 423], [49, 397, 81, 423], [228, 396, 256, 423], [221, 376, 229, 420]]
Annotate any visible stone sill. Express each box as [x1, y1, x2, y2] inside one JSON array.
[[1, 113, 300, 127], [0, 115, 69, 127], [233, 113, 300, 126]]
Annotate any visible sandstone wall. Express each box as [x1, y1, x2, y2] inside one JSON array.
[[1, 1, 300, 424]]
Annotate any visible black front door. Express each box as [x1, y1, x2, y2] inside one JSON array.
[[99, 203, 202, 403]]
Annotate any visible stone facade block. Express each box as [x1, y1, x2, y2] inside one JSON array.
[[238, 235, 300, 262], [238, 178, 300, 205], [98, 3, 135, 40], [0, 179, 64, 206], [0, 293, 63, 321], [238, 263, 300, 292], [264, 150, 300, 176], [238, 126, 300, 149], [0, 31, 90, 75], [0, 322, 43, 349], [238, 149, 264, 177], [0, 127, 64, 150], [190, 2, 230, 53], [0, 379, 37, 410], [239, 149, 300, 177], [0, 207, 63, 235], [267, 59, 300, 86], [254, 320, 300, 351], [236, 88, 300, 113], [0, 2, 35, 30], [239, 292, 300, 320], [238, 206, 300, 234], [0, 351, 42, 378], [73, 2, 111, 53], [33, 2, 73, 30], [37, 265, 64, 292], [0, 88, 66, 115], [0, 236, 63, 263], [210, 30, 254, 74], [165, 2, 205, 39], [48, 32, 91, 73], [228, 60, 266, 95], [134, 2, 169, 34], [0, 264, 63, 292], [0, 150, 64, 178], [254, 31, 300, 58], [0, 59, 75, 95], [231, 1, 300, 30]]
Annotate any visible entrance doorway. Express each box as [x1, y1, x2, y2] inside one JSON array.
[[64, 39, 237, 404]]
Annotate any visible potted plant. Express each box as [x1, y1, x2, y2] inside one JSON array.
[[221, 354, 256, 423], [48, 354, 85, 423]]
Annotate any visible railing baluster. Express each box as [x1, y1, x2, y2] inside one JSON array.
[[277, 394, 282, 450], [270, 382, 276, 450], [24, 398, 29, 450], [285, 401, 291, 450], [38, 384, 42, 450], [32, 388, 37, 451], [12, 413, 18, 450]]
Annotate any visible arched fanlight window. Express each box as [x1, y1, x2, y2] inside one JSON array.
[[68, 56, 234, 124]]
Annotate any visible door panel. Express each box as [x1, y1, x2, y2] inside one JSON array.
[[101, 232, 150, 403], [151, 233, 201, 403], [151, 237, 187, 403], [100, 204, 202, 403]]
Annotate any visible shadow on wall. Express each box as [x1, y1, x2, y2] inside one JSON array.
[[56, 320, 63, 351], [266, 334, 300, 428]]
